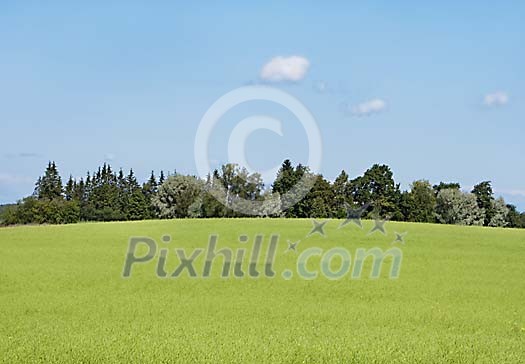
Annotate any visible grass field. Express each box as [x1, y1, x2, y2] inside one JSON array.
[[1, 219, 524, 363]]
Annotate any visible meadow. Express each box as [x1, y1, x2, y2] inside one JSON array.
[[0, 219, 524, 363]]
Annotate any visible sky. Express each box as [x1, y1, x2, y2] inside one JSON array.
[[1, 1, 524, 209]]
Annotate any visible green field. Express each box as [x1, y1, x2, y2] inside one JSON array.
[[1, 219, 524, 363]]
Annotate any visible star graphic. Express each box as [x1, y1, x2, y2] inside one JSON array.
[[392, 232, 407, 245], [339, 203, 370, 229], [285, 240, 300, 253], [368, 217, 387, 235], [308, 219, 328, 237]]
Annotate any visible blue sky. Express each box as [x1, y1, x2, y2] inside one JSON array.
[[1, 1, 524, 209]]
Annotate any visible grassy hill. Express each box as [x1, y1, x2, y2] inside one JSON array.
[[1, 219, 524, 363]]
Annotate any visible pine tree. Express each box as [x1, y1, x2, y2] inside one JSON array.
[[272, 159, 295, 194], [85, 164, 121, 221], [302, 175, 334, 218], [125, 169, 148, 220], [65, 175, 76, 201], [35, 161, 63, 200], [143, 171, 158, 195], [272, 159, 302, 217], [332, 170, 352, 218], [84, 173, 92, 199], [116, 169, 127, 216], [33, 177, 42, 197], [142, 171, 158, 219], [79, 172, 94, 221], [73, 178, 85, 202]]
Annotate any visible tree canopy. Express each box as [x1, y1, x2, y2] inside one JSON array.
[[1, 160, 523, 229]]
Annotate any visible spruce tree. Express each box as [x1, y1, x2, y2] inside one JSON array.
[[65, 175, 76, 201], [142, 171, 158, 219], [125, 169, 148, 220], [74, 178, 85, 202], [35, 161, 63, 200], [332, 170, 352, 218]]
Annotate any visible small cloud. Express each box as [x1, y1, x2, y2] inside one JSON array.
[[104, 153, 116, 162], [0, 174, 33, 184], [4, 152, 41, 159], [18, 152, 40, 158], [313, 80, 349, 95], [495, 189, 525, 197], [484, 91, 508, 107], [342, 98, 387, 117], [313, 80, 328, 93], [260, 56, 310, 82]]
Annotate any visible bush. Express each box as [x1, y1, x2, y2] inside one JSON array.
[[1, 198, 80, 225]]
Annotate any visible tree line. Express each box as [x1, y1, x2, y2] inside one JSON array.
[[1, 160, 524, 228]]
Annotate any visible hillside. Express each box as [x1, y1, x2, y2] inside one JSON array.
[[1, 219, 524, 363]]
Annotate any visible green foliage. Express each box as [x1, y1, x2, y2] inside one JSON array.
[[2, 197, 80, 225], [488, 197, 509, 227], [351, 164, 402, 220], [433, 182, 461, 193], [301, 175, 334, 218], [142, 171, 159, 219], [202, 174, 228, 218], [272, 159, 296, 195], [64, 175, 75, 201], [153, 175, 205, 218], [406, 180, 436, 223], [273, 160, 312, 217], [124, 170, 149, 220], [472, 181, 496, 226], [208, 163, 265, 217], [34, 161, 63, 200], [86, 164, 122, 221], [2, 161, 523, 228], [0, 204, 15, 224], [505, 204, 525, 228], [331, 170, 352, 218], [435, 189, 485, 226], [258, 191, 282, 217]]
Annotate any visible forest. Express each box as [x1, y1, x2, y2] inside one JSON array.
[[1, 160, 524, 228]]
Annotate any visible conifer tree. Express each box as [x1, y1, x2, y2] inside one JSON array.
[[65, 175, 76, 201], [332, 170, 352, 218], [125, 169, 148, 220], [73, 178, 85, 202], [35, 161, 63, 200], [142, 171, 159, 219]]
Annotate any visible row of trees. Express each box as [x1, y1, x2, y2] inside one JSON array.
[[1, 160, 524, 228], [1, 162, 159, 224]]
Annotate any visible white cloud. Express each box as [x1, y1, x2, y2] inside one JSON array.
[[0, 174, 33, 184], [104, 153, 116, 162], [313, 80, 327, 93], [260, 56, 310, 82], [484, 91, 508, 107], [495, 189, 525, 197], [350, 99, 387, 116], [4, 152, 40, 159]]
